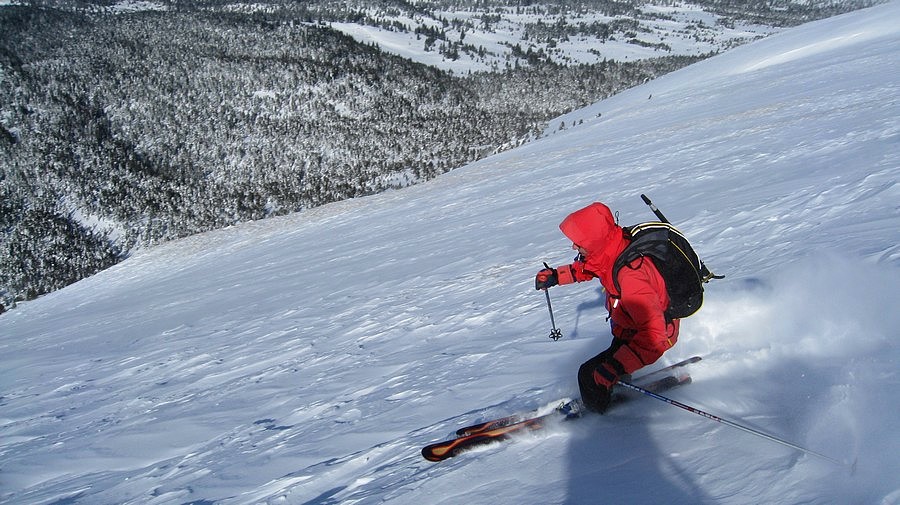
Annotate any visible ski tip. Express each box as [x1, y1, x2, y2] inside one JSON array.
[[422, 443, 452, 462]]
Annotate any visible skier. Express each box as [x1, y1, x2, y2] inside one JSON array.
[[535, 202, 680, 413]]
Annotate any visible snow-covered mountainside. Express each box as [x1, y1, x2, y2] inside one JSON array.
[[330, 3, 778, 73], [1, 2, 898, 504]]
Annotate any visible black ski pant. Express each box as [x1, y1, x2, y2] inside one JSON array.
[[577, 339, 627, 413]]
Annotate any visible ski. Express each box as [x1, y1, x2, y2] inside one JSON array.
[[453, 355, 701, 437], [422, 370, 694, 462], [625, 355, 701, 386]]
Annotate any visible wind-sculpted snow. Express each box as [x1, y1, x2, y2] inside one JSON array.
[[1, 2, 898, 504]]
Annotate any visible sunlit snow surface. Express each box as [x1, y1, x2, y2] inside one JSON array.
[[1, 2, 898, 504], [331, 5, 777, 73]]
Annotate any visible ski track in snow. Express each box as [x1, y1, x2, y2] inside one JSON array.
[[1, 2, 899, 504]]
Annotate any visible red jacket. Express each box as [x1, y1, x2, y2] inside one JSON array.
[[555, 202, 679, 374]]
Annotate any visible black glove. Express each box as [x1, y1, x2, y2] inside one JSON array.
[[535, 266, 559, 290]]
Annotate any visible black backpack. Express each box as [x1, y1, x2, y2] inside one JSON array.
[[611, 222, 710, 321]]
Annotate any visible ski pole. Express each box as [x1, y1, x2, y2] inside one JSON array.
[[544, 289, 562, 341], [542, 262, 563, 341], [617, 380, 855, 472], [544, 289, 563, 341]]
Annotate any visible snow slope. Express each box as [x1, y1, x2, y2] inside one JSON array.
[[1, 2, 898, 504], [330, 5, 776, 73]]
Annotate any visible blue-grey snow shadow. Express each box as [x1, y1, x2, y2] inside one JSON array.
[[567, 287, 606, 340], [562, 398, 713, 504]]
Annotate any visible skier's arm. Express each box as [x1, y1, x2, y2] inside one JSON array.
[[535, 261, 594, 290]]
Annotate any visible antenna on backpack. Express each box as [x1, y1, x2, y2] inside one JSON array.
[[639, 194, 724, 282], [641, 194, 669, 223]]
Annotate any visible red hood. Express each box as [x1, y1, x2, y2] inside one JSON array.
[[559, 202, 627, 290]]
